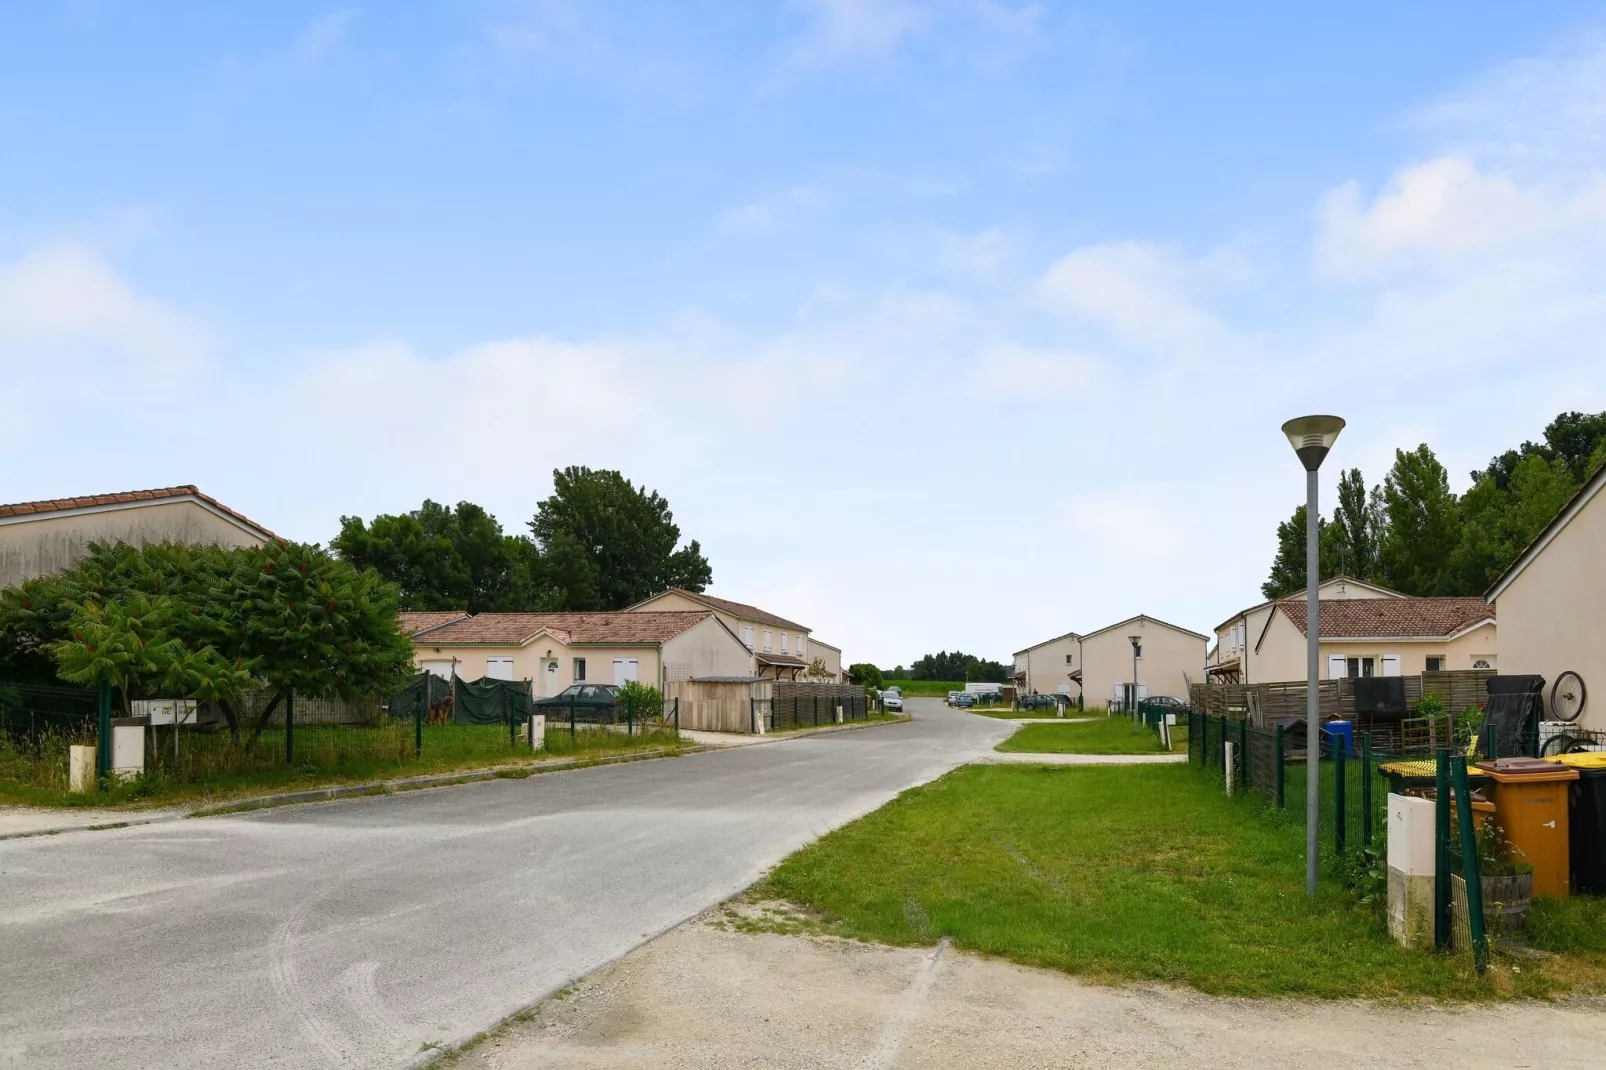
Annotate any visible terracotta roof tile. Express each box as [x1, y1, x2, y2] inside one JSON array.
[[1277, 597, 1494, 639], [652, 587, 809, 632], [0, 485, 276, 538], [408, 611, 715, 646], [398, 611, 471, 636], [755, 652, 807, 667]]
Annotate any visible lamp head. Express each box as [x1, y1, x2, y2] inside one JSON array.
[[1281, 415, 1345, 472]]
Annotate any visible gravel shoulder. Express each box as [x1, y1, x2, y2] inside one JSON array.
[[447, 903, 1606, 1070]]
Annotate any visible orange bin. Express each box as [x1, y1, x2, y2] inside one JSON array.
[[1475, 758, 1580, 897]]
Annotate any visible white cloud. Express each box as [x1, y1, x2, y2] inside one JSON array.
[[295, 8, 360, 64], [787, 0, 931, 63], [716, 184, 829, 237], [1036, 241, 1232, 354]]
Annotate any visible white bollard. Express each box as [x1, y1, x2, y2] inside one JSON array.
[[528, 714, 546, 751], [69, 745, 96, 793], [835, 705, 844, 724], [1224, 741, 1236, 796]]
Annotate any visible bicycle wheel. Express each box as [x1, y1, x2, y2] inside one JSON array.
[[1551, 671, 1587, 723]]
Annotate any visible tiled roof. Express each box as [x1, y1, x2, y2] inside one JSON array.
[[755, 652, 807, 667], [651, 587, 809, 632], [1277, 597, 1494, 639], [398, 611, 470, 636], [408, 611, 715, 646], [0, 485, 276, 537]]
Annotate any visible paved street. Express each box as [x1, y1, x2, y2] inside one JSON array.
[[0, 698, 1008, 1070]]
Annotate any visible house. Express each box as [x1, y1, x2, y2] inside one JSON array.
[[1208, 576, 1406, 683], [626, 587, 817, 680], [405, 610, 754, 695], [803, 637, 845, 682], [1081, 615, 1209, 709], [1244, 597, 1497, 682], [1013, 615, 1208, 708], [0, 485, 274, 588], [1012, 630, 1081, 697], [1486, 460, 1606, 730]]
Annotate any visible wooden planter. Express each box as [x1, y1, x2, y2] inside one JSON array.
[[1450, 871, 1533, 950]]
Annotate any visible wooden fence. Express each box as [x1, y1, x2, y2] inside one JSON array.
[[663, 678, 774, 733], [772, 681, 868, 729], [1190, 669, 1495, 727]]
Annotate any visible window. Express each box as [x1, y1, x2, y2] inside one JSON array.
[[573, 657, 587, 681], [1472, 656, 1496, 670], [485, 657, 514, 681], [1381, 654, 1401, 677], [612, 658, 639, 684], [1425, 656, 1444, 672], [1346, 657, 1376, 678], [1066, 654, 1074, 664], [763, 630, 772, 652], [781, 633, 789, 654], [743, 625, 754, 649], [796, 636, 805, 659]]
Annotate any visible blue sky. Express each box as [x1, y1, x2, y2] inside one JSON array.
[[4, 1, 1606, 669]]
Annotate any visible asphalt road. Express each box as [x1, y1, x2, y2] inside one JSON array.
[[0, 698, 1008, 1070]]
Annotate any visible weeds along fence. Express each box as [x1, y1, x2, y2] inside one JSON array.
[[0, 672, 681, 798]]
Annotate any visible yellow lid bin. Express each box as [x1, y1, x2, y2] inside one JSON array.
[[1476, 759, 1580, 898]]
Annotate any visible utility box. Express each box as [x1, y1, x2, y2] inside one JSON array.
[[1387, 792, 1437, 949], [111, 718, 146, 781], [523, 714, 546, 751]]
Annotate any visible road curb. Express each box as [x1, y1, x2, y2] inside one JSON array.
[[694, 714, 914, 749], [0, 744, 712, 842]]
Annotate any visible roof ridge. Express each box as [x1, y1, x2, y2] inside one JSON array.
[[0, 485, 276, 537]]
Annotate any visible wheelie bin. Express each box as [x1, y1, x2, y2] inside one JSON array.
[[1550, 752, 1606, 896], [1475, 757, 1580, 897]]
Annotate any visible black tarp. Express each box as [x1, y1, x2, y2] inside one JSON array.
[[1353, 676, 1408, 717], [451, 676, 535, 725], [1479, 674, 1545, 758], [387, 672, 454, 720]]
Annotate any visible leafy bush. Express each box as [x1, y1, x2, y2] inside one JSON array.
[[616, 680, 664, 720]]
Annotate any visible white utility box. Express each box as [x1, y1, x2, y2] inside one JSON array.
[[526, 714, 545, 751], [111, 721, 146, 780], [1387, 792, 1437, 949]]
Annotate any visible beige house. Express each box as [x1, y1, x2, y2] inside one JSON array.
[[1486, 461, 1606, 731], [803, 637, 844, 682], [1012, 630, 1082, 698], [1208, 576, 1406, 683], [626, 587, 816, 680], [1243, 597, 1497, 683], [0, 485, 273, 588], [405, 610, 753, 696], [1081, 615, 1209, 709]]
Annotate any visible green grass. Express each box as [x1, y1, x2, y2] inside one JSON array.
[[996, 716, 1180, 755], [881, 680, 969, 696], [0, 722, 687, 809], [976, 707, 1079, 719], [768, 711, 909, 734], [762, 762, 1605, 998]]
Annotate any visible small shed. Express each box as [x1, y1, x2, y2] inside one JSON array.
[[663, 677, 774, 733]]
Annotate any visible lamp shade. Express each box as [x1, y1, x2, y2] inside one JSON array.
[[1281, 414, 1345, 471]]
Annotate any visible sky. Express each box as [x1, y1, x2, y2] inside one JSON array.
[[4, 1, 1606, 669]]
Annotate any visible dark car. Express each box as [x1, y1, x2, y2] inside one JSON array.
[[534, 684, 621, 720], [953, 693, 976, 708], [1020, 693, 1060, 710], [1143, 696, 1186, 710]]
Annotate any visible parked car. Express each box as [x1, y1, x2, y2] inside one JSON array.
[[534, 684, 621, 721], [1020, 693, 1060, 711], [882, 691, 904, 713], [953, 693, 975, 708], [946, 691, 963, 705], [1143, 696, 1187, 711]]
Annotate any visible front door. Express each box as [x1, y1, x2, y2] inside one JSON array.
[[542, 660, 559, 697]]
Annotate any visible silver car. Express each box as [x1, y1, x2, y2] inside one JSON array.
[[882, 692, 904, 713]]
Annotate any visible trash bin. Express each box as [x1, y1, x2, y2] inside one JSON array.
[[1550, 753, 1606, 896], [1324, 720, 1355, 759], [1474, 757, 1580, 898]]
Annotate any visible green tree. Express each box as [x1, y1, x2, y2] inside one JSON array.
[[1261, 504, 1343, 599], [333, 500, 553, 612], [529, 467, 712, 610], [846, 663, 884, 689], [1448, 453, 1579, 593], [1377, 445, 1461, 595], [1329, 468, 1383, 581], [902, 650, 1011, 682], [1475, 409, 1606, 490]]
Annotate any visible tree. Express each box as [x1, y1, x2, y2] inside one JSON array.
[[529, 467, 712, 609], [1474, 409, 1606, 490], [1329, 468, 1383, 582], [1261, 504, 1342, 599], [846, 663, 884, 689], [1377, 445, 1461, 595], [806, 657, 831, 680], [1448, 452, 1578, 594], [901, 650, 1011, 682], [333, 500, 553, 612]]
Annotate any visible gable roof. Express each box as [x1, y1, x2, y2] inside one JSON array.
[[1014, 629, 1081, 656], [1081, 614, 1210, 643], [398, 611, 470, 636], [1485, 459, 1606, 602], [408, 610, 718, 646], [1274, 597, 1494, 640], [1214, 575, 1406, 633], [631, 587, 809, 632], [0, 485, 276, 539]]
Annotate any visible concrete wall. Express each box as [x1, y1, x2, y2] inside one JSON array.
[[1015, 635, 1081, 697], [0, 500, 266, 587], [1494, 483, 1606, 731], [1081, 620, 1205, 709], [661, 615, 756, 682]]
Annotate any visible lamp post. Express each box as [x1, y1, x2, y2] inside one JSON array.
[[1282, 414, 1345, 897], [1129, 635, 1142, 731]]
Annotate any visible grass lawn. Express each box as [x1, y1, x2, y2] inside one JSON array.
[[996, 716, 1181, 755], [762, 762, 1606, 998], [769, 711, 909, 734], [0, 722, 687, 809]]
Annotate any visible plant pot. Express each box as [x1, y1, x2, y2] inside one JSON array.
[[1450, 871, 1533, 950]]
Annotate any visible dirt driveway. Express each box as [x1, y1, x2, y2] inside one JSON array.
[[448, 903, 1606, 1070]]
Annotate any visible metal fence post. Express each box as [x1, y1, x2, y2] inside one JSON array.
[[414, 687, 423, 760], [627, 692, 634, 737], [96, 679, 112, 782], [1334, 736, 1346, 857], [674, 696, 680, 734], [1434, 747, 1451, 949], [285, 692, 295, 767], [1218, 715, 1228, 768], [507, 688, 515, 748], [1238, 719, 1248, 786], [813, 695, 819, 727], [1361, 732, 1373, 847], [1275, 723, 1286, 808], [750, 697, 756, 734], [1450, 754, 1489, 973], [569, 694, 576, 736]]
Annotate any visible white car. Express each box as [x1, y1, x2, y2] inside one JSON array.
[[882, 692, 904, 712]]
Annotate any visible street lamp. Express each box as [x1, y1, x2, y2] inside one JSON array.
[[1282, 414, 1345, 897], [1128, 635, 1142, 731]]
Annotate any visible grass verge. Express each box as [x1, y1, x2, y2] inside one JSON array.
[[996, 716, 1182, 755], [767, 712, 910, 734], [760, 762, 1606, 998]]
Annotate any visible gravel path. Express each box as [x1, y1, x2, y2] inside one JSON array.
[[452, 907, 1606, 1070]]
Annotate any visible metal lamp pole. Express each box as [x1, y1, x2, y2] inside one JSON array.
[[1129, 635, 1141, 731], [1283, 415, 1345, 897]]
